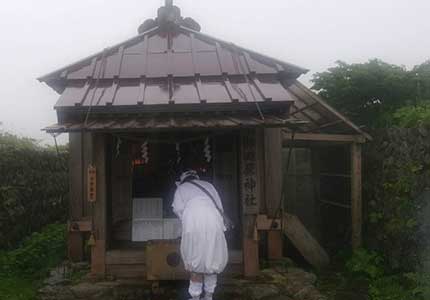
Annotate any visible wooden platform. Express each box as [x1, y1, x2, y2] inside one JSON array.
[[105, 249, 243, 279]]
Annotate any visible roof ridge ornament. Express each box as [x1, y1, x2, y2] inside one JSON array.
[[138, 0, 201, 34]]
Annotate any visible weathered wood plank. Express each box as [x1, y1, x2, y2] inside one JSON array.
[[282, 213, 329, 269], [106, 264, 146, 279], [111, 138, 133, 242], [82, 133, 94, 217], [91, 134, 107, 275], [243, 238, 259, 277], [145, 242, 188, 280], [268, 231, 283, 260], [264, 128, 282, 218], [106, 250, 146, 265], [91, 240, 106, 274], [256, 129, 266, 214], [68, 133, 84, 262], [351, 143, 362, 249], [256, 215, 281, 231], [68, 233, 84, 262], [283, 132, 366, 143], [68, 221, 92, 232], [264, 129, 283, 258], [240, 130, 260, 215]]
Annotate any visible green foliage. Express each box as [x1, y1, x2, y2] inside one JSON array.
[[0, 224, 66, 278], [0, 132, 68, 249], [344, 249, 430, 300], [364, 127, 430, 270], [392, 104, 430, 127], [345, 248, 384, 279], [0, 224, 66, 300], [0, 277, 37, 300], [312, 59, 430, 128]]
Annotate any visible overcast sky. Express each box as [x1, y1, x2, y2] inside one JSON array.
[[0, 0, 429, 144]]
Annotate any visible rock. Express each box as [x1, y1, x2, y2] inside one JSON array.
[[267, 257, 296, 270], [285, 268, 317, 285], [38, 286, 76, 300], [44, 266, 70, 286], [70, 262, 90, 272], [293, 286, 326, 300], [245, 284, 280, 300], [69, 282, 112, 299], [265, 296, 294, 300], [418, 127, 428, 137]]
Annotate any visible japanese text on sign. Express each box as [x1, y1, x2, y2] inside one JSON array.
[[241, 130, 259, 214]]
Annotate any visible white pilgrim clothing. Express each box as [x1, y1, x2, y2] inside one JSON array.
[[172, 179, 228, 275]]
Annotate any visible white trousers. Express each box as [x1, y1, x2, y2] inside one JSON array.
[[188, 274, 217, 298]]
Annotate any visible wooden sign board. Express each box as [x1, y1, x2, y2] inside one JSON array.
[[88, 165, 97, 203], [240, 130, 260, 215]]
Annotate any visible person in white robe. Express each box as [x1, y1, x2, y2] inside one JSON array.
[[172, 170, 228, 300]]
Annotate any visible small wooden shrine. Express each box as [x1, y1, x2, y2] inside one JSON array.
[[39, 1, 370, 279]]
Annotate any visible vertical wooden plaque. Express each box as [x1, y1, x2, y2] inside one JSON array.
[[88, 165, 97, 203]]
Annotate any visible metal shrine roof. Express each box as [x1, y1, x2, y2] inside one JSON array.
[[39, 1, 370, 139], [38, 1, 306, 110]]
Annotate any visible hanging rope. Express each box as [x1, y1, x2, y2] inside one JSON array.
[[111, 132, 223, 146], [271, 130, 296, 230]]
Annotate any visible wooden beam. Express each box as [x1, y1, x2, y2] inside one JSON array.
[[289, 81, 372, 141], [264, 129, 283, 218], [283, 132, 366, 143], [290, 102, 318, 116], [243, 214, 259, 277], [256, 215, 281, 231], [282, 213, 330, 269], [264, 129, 283, 261], [243, 238, 259, 277], [68, 133, 84, 262], [91, 133, 107, 275], [91, 240, 106, 275], [268, 231, 283, 259], [68, 221, 92, 232], [351, 143, 362, 249]]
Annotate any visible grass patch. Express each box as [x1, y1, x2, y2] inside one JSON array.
[[0, 224, 66, 300], [0, 276, 39, 300]]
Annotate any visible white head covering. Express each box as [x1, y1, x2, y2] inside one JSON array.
[[179, 170, 199, 184]]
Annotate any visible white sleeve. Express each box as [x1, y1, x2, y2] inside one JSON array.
[[172, 187, 185, 220]]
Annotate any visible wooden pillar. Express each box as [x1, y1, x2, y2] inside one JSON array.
[[240, 130, 260, 277], [267, 231, 283, 259], [264, 129, 283, 259], [68, 133, 84, 262], [351, 143, 362, 249], [91, 133, 107, 275]]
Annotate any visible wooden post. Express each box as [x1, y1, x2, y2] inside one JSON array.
[[91, 134, 107, 275], [243, 238, 259, 276], [268, 231, 283, 259], [68, 133, 84, 262], [240, 130, 260, 277], [264, 129, 283, 259], [351, 143, 362, 249]]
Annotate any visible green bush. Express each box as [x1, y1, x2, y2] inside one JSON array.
[[364, 128, 430, 270], [0, 223, 66, 278], [345, 248, 384, 279], [0, 132, 68, 249], [392, 103, 430, 127], [345, 249, 430, 300]]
